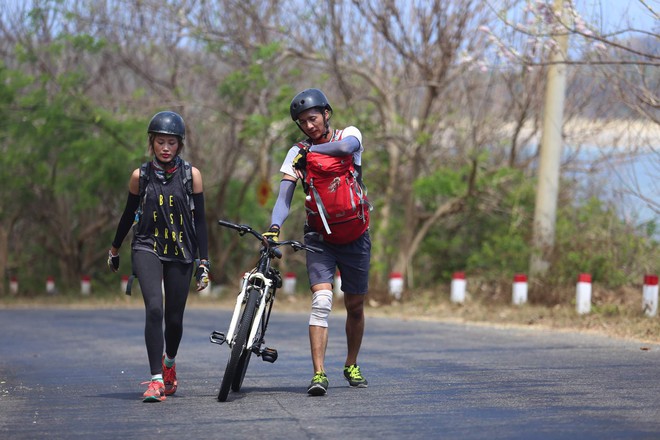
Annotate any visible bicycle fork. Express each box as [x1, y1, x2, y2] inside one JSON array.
[[210, 271, 278, 363]]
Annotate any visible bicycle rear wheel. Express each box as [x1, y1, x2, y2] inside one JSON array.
[[218, 287, 259, 402]]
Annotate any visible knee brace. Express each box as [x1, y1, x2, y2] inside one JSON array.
[[309, 289, 333, 328]]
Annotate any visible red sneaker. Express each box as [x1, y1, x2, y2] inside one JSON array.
[[142, 380, 165, 402], [162, 355, 178, 396]]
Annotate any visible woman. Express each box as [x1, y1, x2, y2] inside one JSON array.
[[108, 110, 210, 402]]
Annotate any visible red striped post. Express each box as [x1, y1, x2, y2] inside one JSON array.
[[80, 275, 91, 295], [46, 276, 56, 295], [642, 274, 659, 317], [283, 272, 296, 295], [121, 275, 129, 294], [576, 273, 592, 315], [450, 272, 466, 304], [9, 276, 18, 295], [389, 272, 404, 300], [512, 274, 528, 305]]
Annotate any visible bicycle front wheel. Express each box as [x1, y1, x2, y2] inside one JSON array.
[[231, 344, 252, 392], [218, 287, 259, 402]]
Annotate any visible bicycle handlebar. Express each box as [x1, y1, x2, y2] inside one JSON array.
[[217, 219, 323, 255]]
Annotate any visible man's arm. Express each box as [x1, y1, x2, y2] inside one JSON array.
[[269, 177, 297, 229], [309, 136, 360, 156]]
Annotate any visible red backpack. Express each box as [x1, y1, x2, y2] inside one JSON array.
[[300, 132, 370, 244]]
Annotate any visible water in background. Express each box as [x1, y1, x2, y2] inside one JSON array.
[[562, 146, 658, 232]]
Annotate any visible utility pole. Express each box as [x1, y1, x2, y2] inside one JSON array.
[[530, 0, 569, 276]]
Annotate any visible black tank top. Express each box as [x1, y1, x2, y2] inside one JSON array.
[[132, 164, 197, 263]]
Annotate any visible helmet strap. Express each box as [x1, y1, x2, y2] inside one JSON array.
[[294, 120, 307, 137], [321, 111, 331, 138]]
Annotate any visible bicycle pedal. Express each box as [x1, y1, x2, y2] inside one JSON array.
[[209, 330, 226, 345], [261, 347, 278, 363]]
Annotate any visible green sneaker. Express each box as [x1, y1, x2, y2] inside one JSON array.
[[343, 364, 368, 388], [307, 371, 328, 396]]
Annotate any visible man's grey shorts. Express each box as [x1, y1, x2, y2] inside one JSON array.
[[304, 230, 371, 294]]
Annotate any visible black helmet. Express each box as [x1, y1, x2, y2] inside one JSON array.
[[289, 88, 332, 121], [147, 111, 185, 139]]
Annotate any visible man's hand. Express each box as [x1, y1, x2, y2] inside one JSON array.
[[107, 250, 120, 272], [262, 225, 280, 242], [195, 260, 210, 291]]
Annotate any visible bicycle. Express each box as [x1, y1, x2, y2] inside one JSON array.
[[209, 219, 323, 402]]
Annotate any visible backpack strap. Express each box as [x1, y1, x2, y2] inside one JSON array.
[[181, 160, 195, 211], [295, 141, 311, 194], [138, 162, 150, 199], [134, 162, 151, 225], [181, 160, 193, 196], [308, 183, 332, 235]]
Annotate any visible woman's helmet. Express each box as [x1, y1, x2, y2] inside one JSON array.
[[289, 89, 332, 121], [147, 111, 185, 140]]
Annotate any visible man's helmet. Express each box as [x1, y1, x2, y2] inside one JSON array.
[[289, 89, 332, 121], [147, 111, 185, 139]]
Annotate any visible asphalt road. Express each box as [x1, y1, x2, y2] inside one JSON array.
[[1, 307, 659, 440]]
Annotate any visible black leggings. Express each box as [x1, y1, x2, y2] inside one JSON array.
[[132, 250, 194, 376]]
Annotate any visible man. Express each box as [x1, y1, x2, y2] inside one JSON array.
[[265, 88, 371, 396]]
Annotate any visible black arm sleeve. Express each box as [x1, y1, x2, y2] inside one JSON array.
[[192, 193, 209, 260], [112, 193, 140, 249]]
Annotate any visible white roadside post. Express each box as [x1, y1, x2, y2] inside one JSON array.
[[512, 274, 528, 305], [388, 272, 404, 301], [450, 272, 466, 304], [9, 276, 18, 295], [642, 274, 659, 317], [576, 273, 592, 315], [46, 276, 56, 295], [80, 275, 91, 296], [207, 275, 213, 296], [283, 272, 296, 296], [121, 275, 129, 294]]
